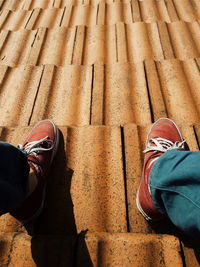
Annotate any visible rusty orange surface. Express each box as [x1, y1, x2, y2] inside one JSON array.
[[0, 0, 200, 266]]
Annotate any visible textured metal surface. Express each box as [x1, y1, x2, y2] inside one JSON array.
[[0, 123, 199, 265], [0, 231, 183, 267], [0, 231, 76, 267], [0, 22, 199, 66], [0, 1, 200, 30], [0, 59, 199, 127], [0, 0, 200, 266], [77, 232, 183, 267], [0, 126, 127, 233], [0, 0, 200, 23]]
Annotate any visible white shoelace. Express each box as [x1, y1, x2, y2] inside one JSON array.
[[18, 136, 54, 156], [144, 137, 186, 154]]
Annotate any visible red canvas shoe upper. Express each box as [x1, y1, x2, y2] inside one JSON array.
[[10, 120, 59, 223], [21, 120, 59, 177], [137, 118, 189, 221]]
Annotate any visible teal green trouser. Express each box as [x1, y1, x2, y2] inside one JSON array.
[[150, 150, 200, 239]]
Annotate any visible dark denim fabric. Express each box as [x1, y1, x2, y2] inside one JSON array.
[[0, 142, 29, 215]]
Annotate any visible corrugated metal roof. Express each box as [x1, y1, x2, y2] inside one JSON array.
[[0, 60, 199, 126], [0, 0, 200, 266], [0, 23, 199, 65]]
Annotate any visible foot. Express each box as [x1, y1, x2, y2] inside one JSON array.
[[10, 120, 59, 224], [136, 118, 189, 221]]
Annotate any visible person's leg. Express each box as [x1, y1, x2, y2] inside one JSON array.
[[0, 120, 59, 224], [136, 118, 200, 239], [0, 142, 29, 215], [10, 120, 59, 224], [150, 150, 200, 239]]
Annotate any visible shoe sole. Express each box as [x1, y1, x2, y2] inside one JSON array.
[[136, 190, 153, 221]]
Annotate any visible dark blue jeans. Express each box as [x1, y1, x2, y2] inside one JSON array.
[[0, 142, 29, 215], [150, 150, 200, 239]]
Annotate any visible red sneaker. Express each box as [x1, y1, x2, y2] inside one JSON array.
[[10, 120, 59, 224], [136, 118, 189, 221]]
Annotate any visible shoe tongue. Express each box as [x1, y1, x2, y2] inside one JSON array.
[[28, 154, 39, 163], [28, 154, 42, 171], [40, 139, 51, 149]]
